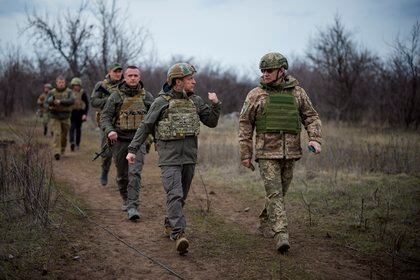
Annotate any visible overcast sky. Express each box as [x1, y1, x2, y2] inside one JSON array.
[[0, 0, 419, 76]]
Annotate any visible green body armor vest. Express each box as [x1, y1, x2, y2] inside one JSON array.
[[115, 91, 146, 131], [255, 91, 301, 134], [72, 90, 86, 110], [155, 97, 200, 140], [49, 89, 73, 112]]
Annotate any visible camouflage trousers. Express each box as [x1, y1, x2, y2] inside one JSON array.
[[113, 140, 146, 210], [161, 164, 195, 240], [51, 118, 70, 155], [42, 111, 50, 126], [258, 159, 295, 241]]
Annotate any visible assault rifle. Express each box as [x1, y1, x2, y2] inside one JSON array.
[[92, 140, 113, 161]]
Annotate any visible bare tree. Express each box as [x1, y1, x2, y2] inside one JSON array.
[[24, 1, 93, 76], [391, 21, 420, 128], [307, 15, 377, 121], [93, 0, 151, 72]]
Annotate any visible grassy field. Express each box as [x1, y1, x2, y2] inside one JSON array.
[[0, 117, 89, 279], [197, 117, 420, 271]]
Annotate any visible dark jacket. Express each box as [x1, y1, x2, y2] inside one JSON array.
[[100, 81, 154, 141], [128, 83, 222, 166]]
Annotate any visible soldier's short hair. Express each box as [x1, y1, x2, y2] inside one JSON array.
[[56, 75, 66, 81], [125, 65, 140, 72]]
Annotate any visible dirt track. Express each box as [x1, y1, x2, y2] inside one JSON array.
[[51, 134, 384, 280]]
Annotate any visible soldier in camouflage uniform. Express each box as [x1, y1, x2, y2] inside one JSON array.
[[238, 52, 322, 253], [69, 77, 89, 151], [45, 76, 75, 160], [37, 83, 52, 136], [101, 66, 154, 220], [91, 63, 123, 186], [126, 63, 221, 255]]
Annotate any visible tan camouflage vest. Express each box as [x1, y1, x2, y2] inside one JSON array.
[[115, 90, 147, 131], [49, 88, 73, 112], [72, 89, 86, 110], [155, 96, 200, 140]]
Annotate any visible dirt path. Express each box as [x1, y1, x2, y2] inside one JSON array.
[[51, 131, 384, 280]]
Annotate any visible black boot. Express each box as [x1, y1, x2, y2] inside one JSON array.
[[43, 126, 48, 136], [100, 169, 108, 186]]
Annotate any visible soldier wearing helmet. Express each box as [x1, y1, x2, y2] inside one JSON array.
[[37, 83, 53, 136], [44, 75, 75, 160], [101, 65, 154, 221], [69, 77, 89, 152], [126, 62, 221, 255], [239, 52, 322, 253]]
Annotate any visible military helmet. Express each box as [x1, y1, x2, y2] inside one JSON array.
[[44, 83, 52, 89], [70, 77, 82, 87], [167, 63, 196, 85], [259, 52, 288, 70]]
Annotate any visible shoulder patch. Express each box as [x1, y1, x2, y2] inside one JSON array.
[[240, 100, 249, 116]]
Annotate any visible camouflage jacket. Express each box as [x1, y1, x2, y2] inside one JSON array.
[[90, 75, 122, 110], [44, 87, 75, 120], [100, 81, 154, 142], [238, 75, 322, 161], [128, 83, 222, 166]]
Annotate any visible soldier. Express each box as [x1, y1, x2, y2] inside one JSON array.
[[100, 66, 154, 220], [91, 63, 123, 186], [126, 63, 221, 255], [45, 75, 75, 160], [238, 52, 322, 253], [37, 83, 52, 136], [69, 77, 89, 151]]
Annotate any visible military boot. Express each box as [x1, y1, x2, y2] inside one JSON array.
[[175, 233, 189, 255], [70, 143, 75, 152], [54, 153, 60, 161], [100, 169, 108, 186], [275, 233, 290, 253], [43, 126, 48, 136], [127, 208, 140, 221]]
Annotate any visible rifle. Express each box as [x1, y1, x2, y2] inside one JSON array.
[[92, 140, 113, 161]]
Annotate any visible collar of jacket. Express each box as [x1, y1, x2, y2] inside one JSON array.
[[119, 81, 144, 96], [160, 83, 189, 99], [260, 74, 299, 91], [55, 87, 68, 93]]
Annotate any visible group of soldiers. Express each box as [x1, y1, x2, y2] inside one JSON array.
[[37, 76, 89, 159], [36, 52, 322, 256]]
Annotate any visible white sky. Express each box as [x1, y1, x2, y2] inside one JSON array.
[[0, 0, 419, 77]]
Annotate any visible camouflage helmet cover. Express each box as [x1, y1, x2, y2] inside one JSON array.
[[167, 63, 196, 85], [259, 52, 288, 70], [70, 77, 82, 87], [44, 83, 52, 89]]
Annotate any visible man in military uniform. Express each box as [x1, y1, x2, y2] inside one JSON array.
[[238, 52, 322, 253], [37, 83, 52, 136], [101, 66, 154, 220], [69, 77, 89, 151], [126, 63, 221, 255], [45, 76, 75, 160], [91, 63, 123, 186]]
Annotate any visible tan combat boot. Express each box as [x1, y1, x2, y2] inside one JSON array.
[[175, 233, 189, 255]]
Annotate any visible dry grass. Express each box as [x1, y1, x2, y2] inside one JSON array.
[[197, 116, 420, 277]]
